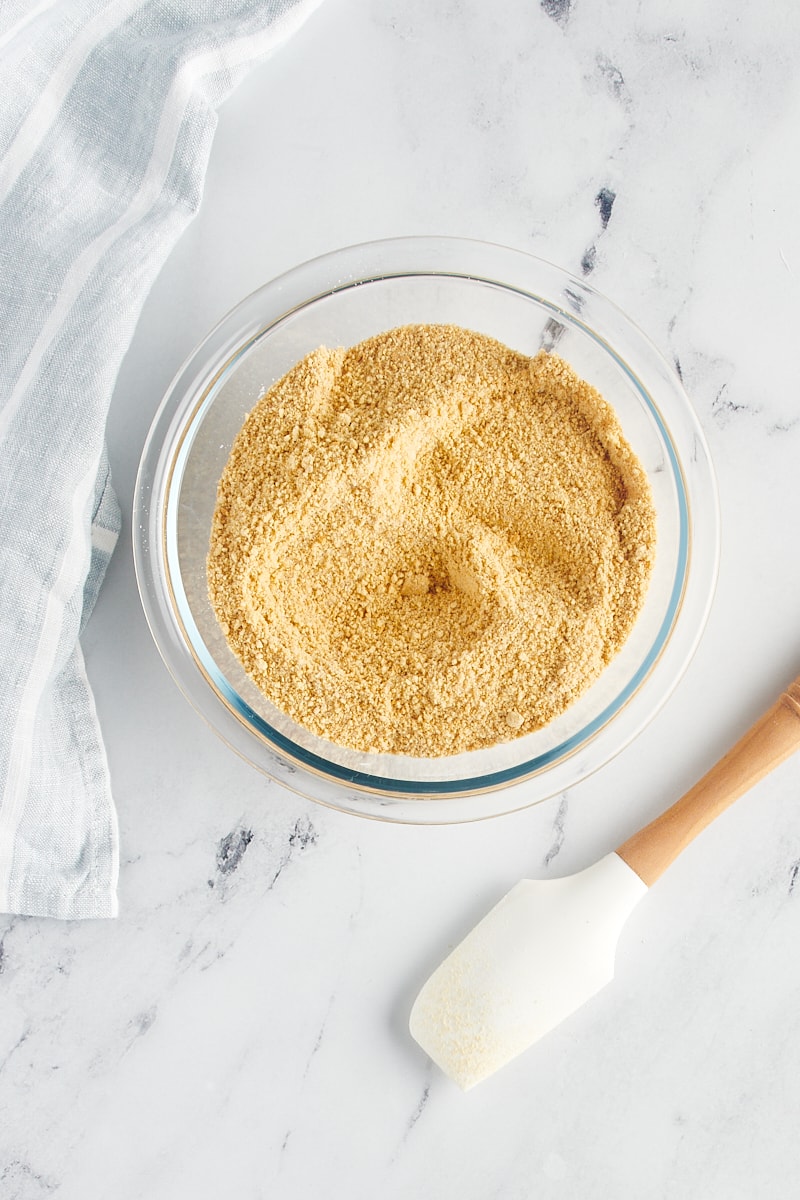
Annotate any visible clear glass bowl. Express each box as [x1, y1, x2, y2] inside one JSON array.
[[133, 237, 719, 823]]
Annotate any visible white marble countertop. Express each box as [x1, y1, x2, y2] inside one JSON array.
[[3, 1, 800, 1195]]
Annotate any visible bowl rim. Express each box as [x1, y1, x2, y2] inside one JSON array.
[[133, 235, 720, 823]]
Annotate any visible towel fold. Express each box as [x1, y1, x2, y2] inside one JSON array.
[[0, 0, 322, 919]]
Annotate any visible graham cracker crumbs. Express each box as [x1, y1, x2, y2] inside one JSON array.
[[207, 324, 656, 757]]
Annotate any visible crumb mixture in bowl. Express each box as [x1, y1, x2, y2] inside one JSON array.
[[207, 323, 656, 757]]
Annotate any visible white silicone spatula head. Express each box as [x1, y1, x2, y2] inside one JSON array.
[[410, 678, 800, 1090], [409, 853, 646, 1090]]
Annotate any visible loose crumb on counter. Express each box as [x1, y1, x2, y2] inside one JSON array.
[[207, 323, 656, 756]]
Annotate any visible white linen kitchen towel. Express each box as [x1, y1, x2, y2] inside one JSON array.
[[0, 0, 322, 920]]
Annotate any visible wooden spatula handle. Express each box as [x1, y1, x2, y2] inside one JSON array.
[[617, 676, 800, 887]]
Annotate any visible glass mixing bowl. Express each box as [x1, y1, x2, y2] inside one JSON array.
[[133, 237, 719, 823]]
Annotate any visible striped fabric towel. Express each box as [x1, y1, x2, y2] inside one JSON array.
[[0, 0, 322, 920]]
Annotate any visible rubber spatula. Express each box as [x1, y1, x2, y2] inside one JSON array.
[[410, 675, 800, 1090]]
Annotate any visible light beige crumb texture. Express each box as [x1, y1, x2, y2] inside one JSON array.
[[207, 323, 656, 756]]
